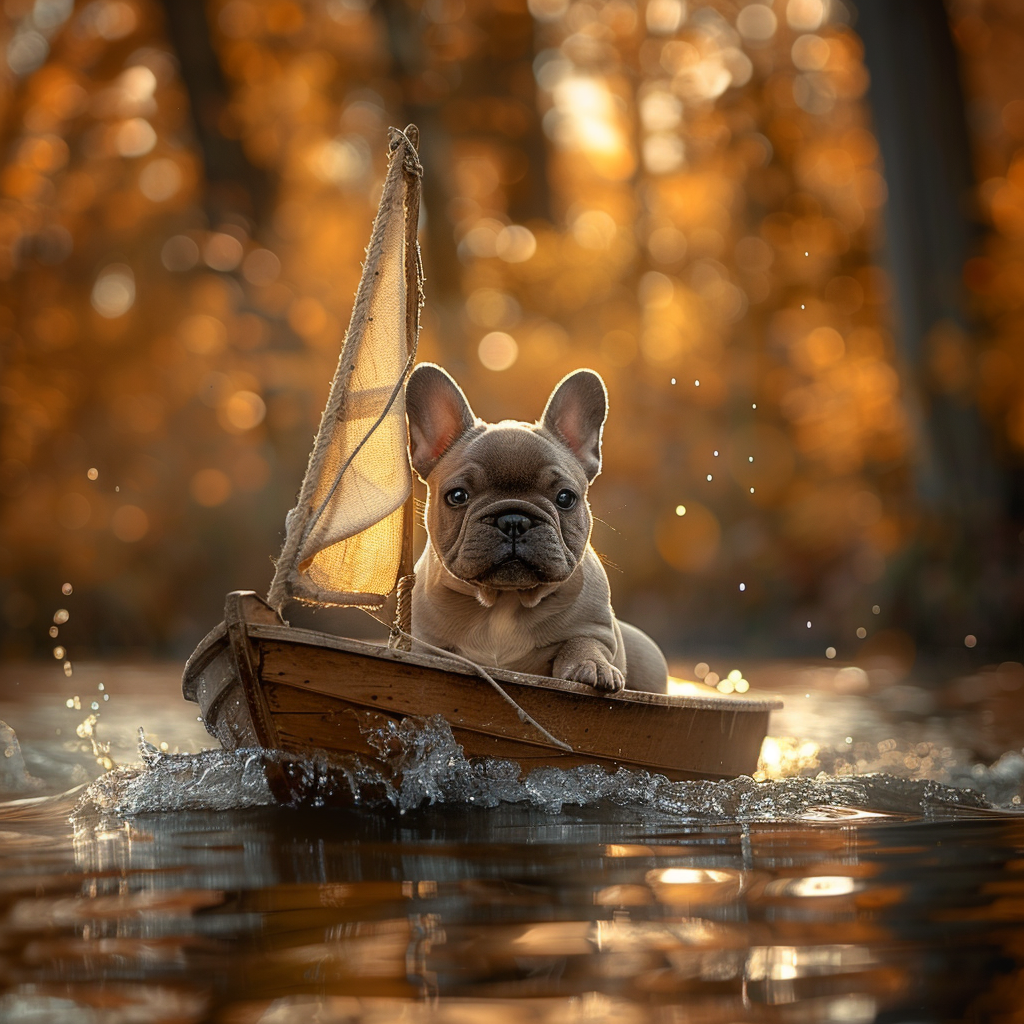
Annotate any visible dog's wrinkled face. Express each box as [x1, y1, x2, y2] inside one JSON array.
[[429, 427, 590, 589], [406, 365, 607, 595]]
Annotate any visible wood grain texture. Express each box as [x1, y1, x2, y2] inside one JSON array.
[[181, 591, 779, 787], [257, 641, 768, 779]]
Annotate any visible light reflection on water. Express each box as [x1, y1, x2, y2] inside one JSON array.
[[3, 800, 1024, 1021], [3, 661, 1024, 1021]]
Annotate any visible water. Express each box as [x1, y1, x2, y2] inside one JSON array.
[[3, 659, 1024, 1021]]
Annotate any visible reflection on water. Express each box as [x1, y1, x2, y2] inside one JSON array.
[[3, 660, 1024, 1021], [3, 799, 1024, 1022]]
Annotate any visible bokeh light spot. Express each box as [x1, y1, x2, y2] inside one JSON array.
[[646, 0, 685, 35], [91, 265, 135, 318], [162, 235, 199, 272], [178, 313, 227, 355], [243, 249, 281, 286], [787, 0, 826, 32], [111, 505, 149, 543], [190, 468, 233, 507], [204, 232, 244, 272], [139, 158, 182, 201], [220, 390, 267, 432], [495, 225, 537, 262], [478, 332, 519, 371], [737, 4, 778, 41], [114, 118, 157, 158]]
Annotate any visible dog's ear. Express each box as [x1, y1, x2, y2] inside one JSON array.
[[541, 369, 608, 482], [406, 363, 476, 480]]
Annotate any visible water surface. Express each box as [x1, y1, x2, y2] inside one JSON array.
[[3, 660, 1024, 1022]]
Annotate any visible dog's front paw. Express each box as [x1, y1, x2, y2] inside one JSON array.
[[559, 659, 625, 693]]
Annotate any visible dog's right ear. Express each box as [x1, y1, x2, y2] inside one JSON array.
[[406, 363, 476, 480]]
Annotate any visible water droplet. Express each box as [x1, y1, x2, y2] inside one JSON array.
[[856, 626, 867, 639], [800, 304, 805, 309], [845, 736, 852, 744], [713, 450, 719, 457], [872, 604, 880, 615], [103, 693, 109, 701], [965, 634, 977, 648], [752, 403, 757, 409], [97, 682, 104, 691], [706, 474, 713, 482], [675, 505, 686, 516], [826, 646, 837, 659], [52, 646, 65, 659], [739, 583, 746, 591], [61, 583, 73, 596], [694, 380, 700, 387], [115, 486, 119, 492], [90, 701, 99, 711], [54, 609, 69, 624], [804, 251, 809, 256], [65, 698, 74, 708], [48, 626, 58, 638], [670, 377, 676, 385], [806, 621, 812, 629], [748, 456, 754, 462], [749, 487, 755, 493], [87, 468, 98, 481], [63, 661, 72, 677]]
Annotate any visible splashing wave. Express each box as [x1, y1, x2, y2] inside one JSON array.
[[76, 713, 998, 823]]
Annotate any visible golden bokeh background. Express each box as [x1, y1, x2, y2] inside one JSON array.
[[0, 0, 1021, 669]]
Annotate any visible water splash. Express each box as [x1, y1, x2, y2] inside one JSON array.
[[73, 715, 1001, 825]]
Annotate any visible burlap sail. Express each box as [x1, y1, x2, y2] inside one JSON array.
[[267, 127, 422, 611]]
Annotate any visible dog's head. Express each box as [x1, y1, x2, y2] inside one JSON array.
[[406, 364, 607, 602]]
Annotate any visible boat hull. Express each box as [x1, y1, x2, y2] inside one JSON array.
[[182, 593, 781, 797]]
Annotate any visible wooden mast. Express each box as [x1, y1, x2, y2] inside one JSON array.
[[391, 125, 423, 650]]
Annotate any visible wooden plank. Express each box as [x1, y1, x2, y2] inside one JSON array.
[[248, 622, 783, 712], [260, 665, 767, 778]]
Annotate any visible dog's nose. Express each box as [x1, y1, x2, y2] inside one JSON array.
[[495, 512, 534, 538]]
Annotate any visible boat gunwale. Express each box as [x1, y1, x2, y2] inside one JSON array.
[[182, 621, 228, 700], [244, 621, 784, 713]]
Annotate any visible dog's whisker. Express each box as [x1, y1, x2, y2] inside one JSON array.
[[595, 551, 623, 574]]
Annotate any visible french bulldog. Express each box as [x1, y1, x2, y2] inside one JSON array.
[[406, 363, 668, 694]]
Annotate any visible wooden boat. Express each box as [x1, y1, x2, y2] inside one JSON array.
[[181, 127, 781, 800]]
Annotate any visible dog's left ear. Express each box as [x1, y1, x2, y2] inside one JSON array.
[[406, 363, 476, 480], [541, 369, 608, 482]]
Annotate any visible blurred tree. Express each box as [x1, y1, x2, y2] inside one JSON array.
[[858, 0, 1024, 663], [157, 0, 272, 223]]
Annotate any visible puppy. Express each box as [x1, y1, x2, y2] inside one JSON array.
[[406, 364, 668, 694]]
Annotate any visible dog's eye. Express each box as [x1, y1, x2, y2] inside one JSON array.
[[445, 488, 470, 507], [555, 489, 578, 510]]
